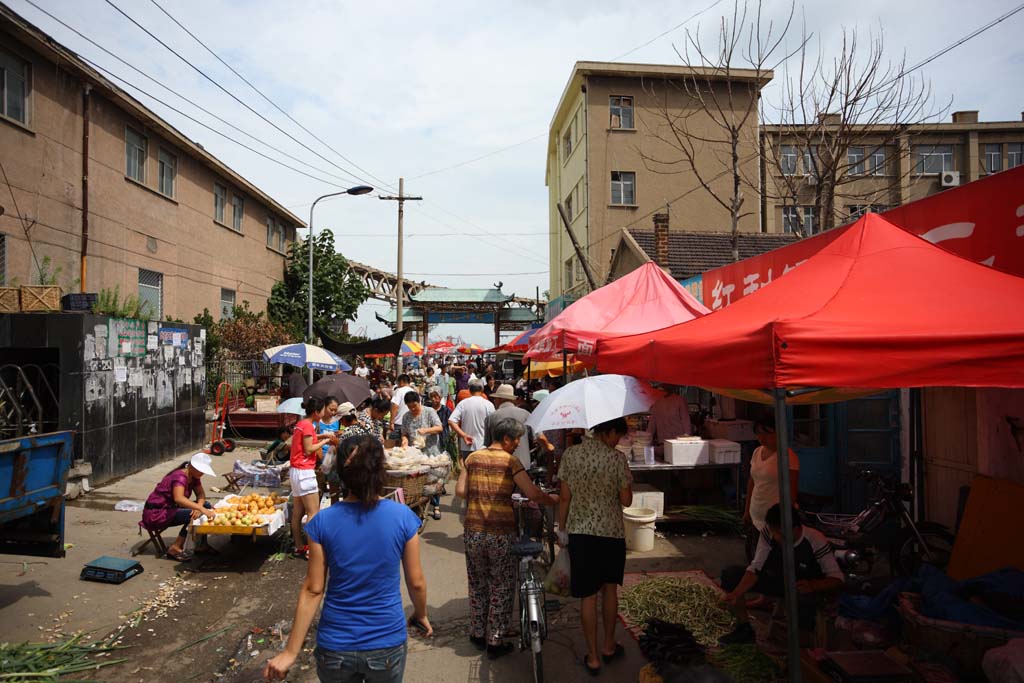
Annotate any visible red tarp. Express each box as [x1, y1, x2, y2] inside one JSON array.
[[596, 213, 1024, 389], [701, 165, 1024, 310], [526, 262, 710, 361]]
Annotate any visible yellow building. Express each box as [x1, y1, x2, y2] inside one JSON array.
[[545, 61, 770, 313]]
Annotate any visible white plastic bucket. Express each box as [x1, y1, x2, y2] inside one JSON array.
[[623, 506, 658, 552]]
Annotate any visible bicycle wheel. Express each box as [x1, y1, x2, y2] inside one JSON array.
[[531, 646, 543, 683]]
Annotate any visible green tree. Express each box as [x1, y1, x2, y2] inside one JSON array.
[[268, 229, 369, 341]]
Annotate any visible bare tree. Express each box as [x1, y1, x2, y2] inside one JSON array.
[[640, 1, 797, 261], [763, 26, 948, 235]]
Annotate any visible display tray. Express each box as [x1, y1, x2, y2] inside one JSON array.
[[193, 523, 274, 536]]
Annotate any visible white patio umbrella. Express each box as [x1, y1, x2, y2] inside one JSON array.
[[277, 397, 305, 416], [525, 374, 662, 432]]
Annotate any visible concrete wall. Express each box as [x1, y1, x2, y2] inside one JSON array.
[[0, 29, 296, 322], [547, 86, 588, 299]]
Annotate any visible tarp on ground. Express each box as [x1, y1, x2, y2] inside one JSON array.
[[525, 262, 709, 361], [315, 325, 407, 358], [595, 213, 1024, 390]]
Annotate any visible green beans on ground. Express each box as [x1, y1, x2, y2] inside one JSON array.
[[709, 644, 780, 682], [0, 634, 129, 682], [619, 577, 736, 647]]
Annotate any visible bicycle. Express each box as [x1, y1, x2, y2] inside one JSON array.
[[511, 467, 560, 683]]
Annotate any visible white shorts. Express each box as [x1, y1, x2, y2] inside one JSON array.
[[290, 468, 319, 497]]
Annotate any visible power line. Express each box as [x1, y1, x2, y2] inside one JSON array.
[[410, 134, 547, 180], [612, 0, 726, 61], [404, 271, 548, 277], [20, 0, 368, 191], [102, 0, 378, 190], [146, 0, 398, 194]]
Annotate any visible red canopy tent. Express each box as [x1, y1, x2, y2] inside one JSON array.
[[483, 327, 540, 354], [525, 262, 709, 362], [596, 213, 1024, 389], [596, 213, 1024, 681]]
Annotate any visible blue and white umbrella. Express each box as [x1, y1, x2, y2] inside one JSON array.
[[262, 343, 352, 372]]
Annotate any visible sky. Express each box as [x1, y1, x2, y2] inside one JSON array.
[[11, 0, 1024, 345]]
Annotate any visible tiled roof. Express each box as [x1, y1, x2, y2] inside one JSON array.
[[627, 230, 800, 280], [409, 288, 513, 304]]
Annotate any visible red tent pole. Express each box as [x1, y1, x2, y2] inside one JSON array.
[[773, 388, 802, 683]]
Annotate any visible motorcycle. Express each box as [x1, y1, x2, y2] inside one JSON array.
[[802, 469, 954, 591]]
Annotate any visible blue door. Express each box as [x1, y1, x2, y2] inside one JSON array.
[[789, 403, 838, 504]]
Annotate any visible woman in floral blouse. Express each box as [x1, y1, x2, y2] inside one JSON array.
[[557, 417, 633, 675]]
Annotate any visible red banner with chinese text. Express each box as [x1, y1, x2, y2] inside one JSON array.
[[702, 166, 1024, 309]]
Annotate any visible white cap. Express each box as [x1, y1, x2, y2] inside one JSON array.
[[189, 452, 216, 476], [337, 402, 357, 417]]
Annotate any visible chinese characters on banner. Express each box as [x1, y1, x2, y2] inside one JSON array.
[[702, 166, 1024, 309]]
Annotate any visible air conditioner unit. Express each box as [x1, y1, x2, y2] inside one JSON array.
[[806, 174, 818, 186], [941, 171, 961, 187]]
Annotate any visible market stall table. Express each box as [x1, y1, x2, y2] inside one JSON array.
[[628, 460, 743, 514]]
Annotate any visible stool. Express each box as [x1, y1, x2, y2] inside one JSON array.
[[133, 522, 168, 558], [222, 472, 245, 493]]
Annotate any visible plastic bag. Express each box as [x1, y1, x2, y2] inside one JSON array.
[[544, 548, 572, 597], [114, 500, 144, 512]]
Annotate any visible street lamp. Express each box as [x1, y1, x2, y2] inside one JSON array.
[[307, 185, 373, 351]]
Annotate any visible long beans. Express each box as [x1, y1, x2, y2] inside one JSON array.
[[0, 634, 129, 682], [619, 577, 735, 647], [665, 505, 744, 533], [709, 644, 779, 682]]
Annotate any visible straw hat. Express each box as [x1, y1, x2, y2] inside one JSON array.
[[492, 384, 517, 401]]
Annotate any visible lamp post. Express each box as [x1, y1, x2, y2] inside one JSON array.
[[307, 185, 373, 375]]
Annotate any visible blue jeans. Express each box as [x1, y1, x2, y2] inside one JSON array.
[[169, 502, 213, 538], [315, 642, 407, 683]]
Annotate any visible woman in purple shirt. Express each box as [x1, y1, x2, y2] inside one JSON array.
[[141, 452, 216, 561]]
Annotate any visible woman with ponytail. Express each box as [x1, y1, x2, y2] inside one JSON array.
[[266, 435, 432, 682]]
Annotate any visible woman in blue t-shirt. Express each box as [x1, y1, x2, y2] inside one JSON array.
[[265, 435, 433, 682]]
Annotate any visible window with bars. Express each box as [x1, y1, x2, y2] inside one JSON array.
[[915, 144, 954, 174], [157, 148, 176, 197], [610, 171, 635, 205], [983, 144, 1002, 173], [125, 127, 147, 182], [847, 147, 865, 175], [138, 269, 163, 319], [214, 183, 227, 223], [779, 145, 798, 175], [231, 194, 244, 231], [609, 95, 634, 129], [0, 49, 29, 124], [220, 288, 236, 320], [1008, 143, 1023, 169]]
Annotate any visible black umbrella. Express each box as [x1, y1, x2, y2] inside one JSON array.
[[302, 373, 373, 406]]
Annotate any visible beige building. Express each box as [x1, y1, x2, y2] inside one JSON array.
[[545, 61, 770, 312], [762, 111, 1024, 234], [0, 5, 302, 321]]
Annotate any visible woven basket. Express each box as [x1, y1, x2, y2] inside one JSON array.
[[897, 592, 1024, 673], [384, 470, 427, 506], [20, 285, 61, 312], [0, 287, 18, 313]]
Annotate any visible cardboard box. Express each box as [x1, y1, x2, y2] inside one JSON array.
[[254, 397, 277, 413], [632, 483, 665, 519], [708, 439, 741, 464], [706, 418, 756, 442], [664, 438, 709, 466]]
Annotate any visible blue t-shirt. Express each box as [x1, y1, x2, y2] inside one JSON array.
[[305, 499, 422, 652], [315, 420, 341, 457]]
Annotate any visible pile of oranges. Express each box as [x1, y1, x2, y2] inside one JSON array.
[[219, 493, 284, 516]]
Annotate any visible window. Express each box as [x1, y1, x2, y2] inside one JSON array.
[[1008, 143, 1023, 169], [138, 269, 163, 320], [609, 95, 634, 129], [279, 223, 288, 252], [565, 192, 573, 220], [564, 257, 573, 289], [157, 148, 176, 197], [0, 49, 29, 124], [782, 206, 800, 233], [231, 194, 244, 231], [803, 206, 818, 234], [915, 144, 954, 174], [563, 129, 572, 159], [220, 288, 236, 320], [983, 144, 1002, 174], [266, 217, 287, 252], [847, 147, 865, 175], [574, 257, 584, 284], [848, 205, 868, 219], [266, 217, 274, 248], [780, 145, 798, 175], [870, 147, 887, 176], [802, 147, 818, 177], [610, 171, 635, 205], [125, 127, 147, 182], [214, 183, 227, 223]]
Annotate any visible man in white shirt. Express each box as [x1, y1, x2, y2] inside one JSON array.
[[354, 360, 369, 380], [390, 374, 414, 434], [436, 366, 450, 401], [448, 379, 494, 459]]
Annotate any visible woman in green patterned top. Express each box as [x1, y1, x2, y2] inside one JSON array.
[[557, 417, 633, 675]]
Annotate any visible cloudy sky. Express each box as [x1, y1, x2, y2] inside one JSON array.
[[12, 0, 1023, 344]]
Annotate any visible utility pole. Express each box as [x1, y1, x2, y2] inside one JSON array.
[[557, 201, 597, 290], [379, 177, 422, 373]]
